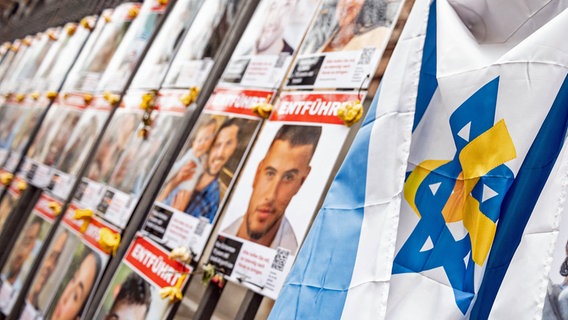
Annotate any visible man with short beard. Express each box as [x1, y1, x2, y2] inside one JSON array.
[[169, 119, 242, 223], [224, 125, 321, 253]]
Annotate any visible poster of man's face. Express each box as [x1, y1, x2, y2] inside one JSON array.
[[231, 0, 318, 57], [0, 191, 17, 230], [108, 113, 181, 195], [299, 0, 397, 54], [55, 110, 104, 175], [26, 226, 79, 314], [86, 111, 139, 183], [156, 114, 258, 223], [220, 122, 345, 254], [1, 215, 50, 289], [35, 108, 83, 166], [95, 264, 169, 320], [46, 241, 104, 320]]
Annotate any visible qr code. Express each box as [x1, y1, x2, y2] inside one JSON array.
[[271, 248, 290, 272], [195, 218, 207, 236], [357, 48, 376, 65]]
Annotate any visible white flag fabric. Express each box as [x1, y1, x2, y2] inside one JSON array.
[[270, 0, 568, 319]]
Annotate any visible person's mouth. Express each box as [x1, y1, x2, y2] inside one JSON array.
[[255, 207, 274, 220]]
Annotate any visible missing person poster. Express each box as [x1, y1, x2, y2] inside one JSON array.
[[131, 0, 205, 89], [162, 0, 244, 89], [86, 90, 186, 229], [0, 182, 21, 230], [20, 211, 118, 320], [1, 96, 47, 173], [0, 103, 27, 166], [20, 94, 87, 188], [96, 0, 169, 92], [210, 91, 363, 299], [0, 194, 60, 315], [219, 0, 319, 89], [286, 0, 403, 89], [46, 94, 113, 201], [142, 87, 272, 261], [62, 3, 139, 93], [93, 235, 190, 320]]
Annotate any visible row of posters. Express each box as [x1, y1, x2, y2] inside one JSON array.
[[0, 0, 405, 319]]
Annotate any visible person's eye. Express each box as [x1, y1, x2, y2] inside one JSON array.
[[283, 173, 296, 182]]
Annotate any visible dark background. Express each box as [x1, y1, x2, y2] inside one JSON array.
[[0, 0, 142, 42]]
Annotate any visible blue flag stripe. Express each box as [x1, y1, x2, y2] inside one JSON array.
[[269, 91, 379, 319], [412, 0, 437, 132], [471, 73, 568, 318]]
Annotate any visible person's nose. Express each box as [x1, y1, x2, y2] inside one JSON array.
[[264, 177, 281, 203]]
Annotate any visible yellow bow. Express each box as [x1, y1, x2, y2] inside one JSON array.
[[48, 201, 62, 216], [30, 92, 40, 101], [157, 0, 168, 5], [74, 208, 93, 233], [45, 91, 58, 101], [140, 92, 156, 110], [179, 87, 199, 107], [99, 228, 121, 256], [0, 173, 13, 186], [128, 6, 139, 19], [66, 24, 77, 36], [103, 14, 112, 23], [16, 180, 27, 191], [337, 100, 363, 127], [22, 36, 33, 46], [168, 247, 192, 264], [159, 274, 187, 303], [252, 102, 273, 119], [83, 93, 93, 105], [103, 92, 120, 105], [80, 18, 93, 30], [47, 31, 58, 41], [15, 93, 25, 102]]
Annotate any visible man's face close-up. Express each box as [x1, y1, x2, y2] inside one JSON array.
[[8, 221, 41, 278], [33, 231, 68, 293], [245, 139, 312, 240], [206, 125, 239, 176]]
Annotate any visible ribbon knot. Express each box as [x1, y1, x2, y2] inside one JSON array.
[[48, 201, 62, 216], [98, 228, 120, 256], [337, 100, 363, 127], [180, 87, 199, 107], [159, 274, 187, 302], [74, 208, 93, 233], [0, 173, 13, 186]]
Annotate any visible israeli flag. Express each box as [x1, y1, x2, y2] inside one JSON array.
[[270, 0, 568, 319]]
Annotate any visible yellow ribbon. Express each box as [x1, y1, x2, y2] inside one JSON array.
[[16, 180, 27, 191], [252, 102, 273, 119], [15, 93, 25, 102], [46, 91, 58, 101], [99, 228, 121, 256], [48, 201, 62, 216], [157, 0, 168, 5], [337, 100, 363, 127], [30, 92, 40, 101], [47, 31, 58, 41], [74, 208, 93, 233], [180, 87, 199, 107], [66, 24, 77, 36], [140, 92, 156, 110], [103, 14, 112, 23], [83, 93, 93, 105], [128, 6, 139, 19], [168, 247, 192, 264], [0, 173, 13, 186], [159, 274, 187, 302], [80, 18, 93, 31], [22, 36, 33, 46], [103, 92, 120, 105]]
